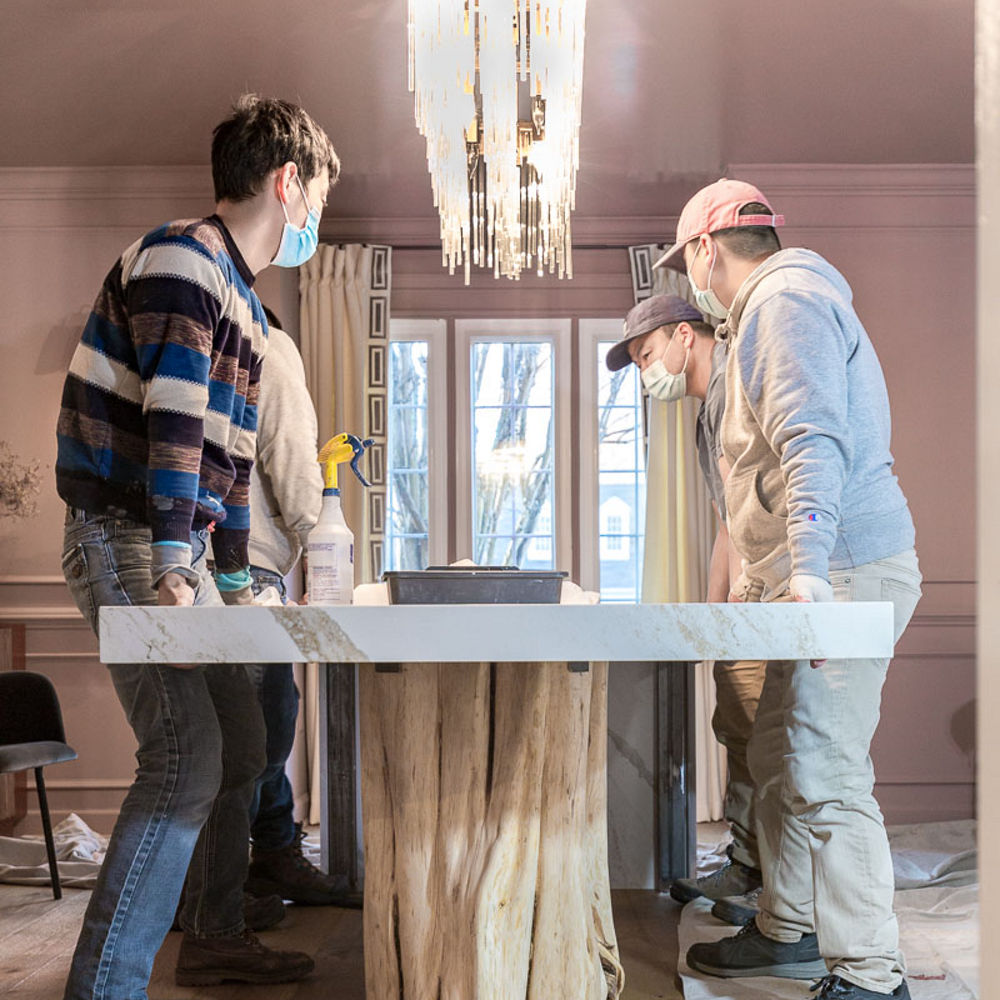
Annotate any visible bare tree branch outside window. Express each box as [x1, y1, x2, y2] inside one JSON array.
[[473, 342, 553, 568]]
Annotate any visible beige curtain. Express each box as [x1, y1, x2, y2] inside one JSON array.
[[297, 243, 392, 824], [629, 246, 727, 822]]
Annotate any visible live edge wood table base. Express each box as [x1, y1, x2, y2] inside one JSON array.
[[100, 603, 893, 1000], [360, 661, 622, 1000]]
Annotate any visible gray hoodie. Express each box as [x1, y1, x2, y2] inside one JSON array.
[[718, 248, 914, 599]]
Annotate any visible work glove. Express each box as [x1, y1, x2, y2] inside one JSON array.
[[156, 571, 195, 607], [214, 567, 254, 606], [788, 574, 834, 603], [220, 585, 254, 606]]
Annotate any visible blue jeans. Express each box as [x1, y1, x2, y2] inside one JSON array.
[[61, 508, 266, 1000], [245, 568, 299, 851]]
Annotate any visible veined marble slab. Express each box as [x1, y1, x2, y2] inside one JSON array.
[[99, 602, 894, 664]]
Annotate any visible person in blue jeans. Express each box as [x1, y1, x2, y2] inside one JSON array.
[[241, 310, 351, 905], [55, 95, 339, 997]]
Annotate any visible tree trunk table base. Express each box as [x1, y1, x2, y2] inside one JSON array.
[[360, 660, 624, 1000]]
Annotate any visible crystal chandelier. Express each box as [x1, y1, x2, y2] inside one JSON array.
[[407, 0, 587, 283]]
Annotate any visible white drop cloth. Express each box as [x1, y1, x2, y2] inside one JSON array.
[[0, 816, 324, 891], [0, 813, 107, 889], [679, 820, 979, 999]]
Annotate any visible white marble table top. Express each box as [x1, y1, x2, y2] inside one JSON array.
[[99, 602, 894, 664]]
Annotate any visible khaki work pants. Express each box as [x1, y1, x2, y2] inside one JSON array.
[[748, 549, 922, 994], [712, 659, 766, 870]]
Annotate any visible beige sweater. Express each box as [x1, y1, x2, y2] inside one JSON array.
[[248, 327, 323, 577]]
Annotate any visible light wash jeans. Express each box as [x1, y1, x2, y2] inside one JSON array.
[[711, 658, 766, 870], [61, 507, 266, 1000], [245, 567, 300, 851], [748, 548, 922, 994]]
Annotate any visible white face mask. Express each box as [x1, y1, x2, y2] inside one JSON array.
[[688, 243, 729, 320], [641, 334, 690, 402]]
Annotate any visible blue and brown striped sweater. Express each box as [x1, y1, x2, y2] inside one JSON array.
[[56, 216, 267, 576]]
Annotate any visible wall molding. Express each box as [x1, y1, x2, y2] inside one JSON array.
[[0, 165, 212, 201], [0, 164, 975, 246], [0, 573, 976, 628], [0, 607, 86, 624], [25, 777, 132, 791], [726, 163, 974, 197]]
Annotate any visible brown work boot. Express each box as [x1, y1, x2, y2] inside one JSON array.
[[175, 929, 314, 986], [171, 891, 285, 933], [247, 823, 360, 907]]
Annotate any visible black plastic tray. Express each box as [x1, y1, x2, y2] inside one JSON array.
[[382, 567, 567, 605]]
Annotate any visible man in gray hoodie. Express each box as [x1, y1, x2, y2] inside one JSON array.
[[653, 180, 921, 1000]]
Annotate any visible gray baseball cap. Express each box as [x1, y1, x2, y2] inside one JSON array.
[[605, 294, 704, 372]]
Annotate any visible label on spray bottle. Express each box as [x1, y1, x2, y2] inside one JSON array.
[[308, 538, 354, 605]]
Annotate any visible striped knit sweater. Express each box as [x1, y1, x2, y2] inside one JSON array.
[[56, 215, 267, 579]]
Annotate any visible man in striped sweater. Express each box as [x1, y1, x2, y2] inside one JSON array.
[[56, 95, 338, 998]]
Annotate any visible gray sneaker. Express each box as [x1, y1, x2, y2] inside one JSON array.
[[810, 974, 911, 999], [670, 856, 762, 904], [686, 920, 827, 980], [711, 885, 763, 925]]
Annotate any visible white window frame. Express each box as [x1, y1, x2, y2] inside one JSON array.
[[578, 317, 645, 594], [387, 318, 449, 568], [455, 318, 573, 573]]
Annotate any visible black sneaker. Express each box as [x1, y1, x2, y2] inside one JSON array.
[[810, 974, 911, 999], [711, 886, 763, 925], [670, 856, 762, 904], [247, 823, 361, 907], [175, 929, 314, 986], [687, 920, 827, 980]]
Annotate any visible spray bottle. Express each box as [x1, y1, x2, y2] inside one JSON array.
[[307, 433, 373, 606]]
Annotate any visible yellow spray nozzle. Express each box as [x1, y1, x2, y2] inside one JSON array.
[[318, 433, 373, 492]]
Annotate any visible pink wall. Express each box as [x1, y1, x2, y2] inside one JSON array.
[[0, 163, 975, 833]]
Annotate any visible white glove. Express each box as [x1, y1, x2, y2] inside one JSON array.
[[788, 574, 834, 603], [728, 571, 750, 603]]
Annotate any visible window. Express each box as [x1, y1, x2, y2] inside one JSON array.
[[456, 319, 573, 572], [579, 320, 648, 602], [385, 316, 642, 600], [383, 320, 447, 571]]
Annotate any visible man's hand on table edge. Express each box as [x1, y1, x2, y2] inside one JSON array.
[[220, 585, 254, 606], [155, 571, 197, 669], [789, 573, 834, 668]]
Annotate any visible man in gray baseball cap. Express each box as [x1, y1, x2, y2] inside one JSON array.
[[609, 294, 767, 921], [606, 294, 704, 373]]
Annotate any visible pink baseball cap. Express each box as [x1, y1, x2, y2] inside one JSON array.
[[652, 178, 785, 273]]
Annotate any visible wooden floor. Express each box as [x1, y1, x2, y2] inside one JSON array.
[[0, 885, 684, 999]]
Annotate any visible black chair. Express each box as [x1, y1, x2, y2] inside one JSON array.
[[0, 672, 78, 899]]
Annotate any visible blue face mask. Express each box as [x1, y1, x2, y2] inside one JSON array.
[[271, 172, 320, 268]]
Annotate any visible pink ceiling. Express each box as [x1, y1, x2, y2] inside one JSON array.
[[4, 0, 973, 221]]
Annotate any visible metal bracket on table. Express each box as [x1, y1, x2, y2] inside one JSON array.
[[656, 660, 697, 889], [375, 662, 402, 673]]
